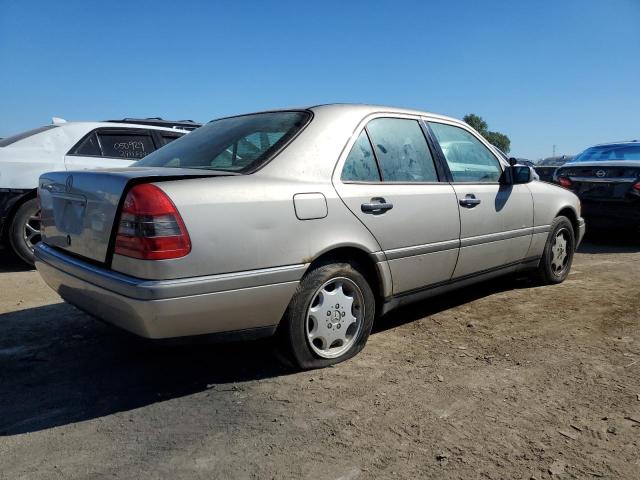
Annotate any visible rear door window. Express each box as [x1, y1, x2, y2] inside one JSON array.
[[341, 131, 380, 182], [365, 118, 438, 182], [428, 122, 502, 183], [160, 133, 184, 146], [97, 130, 155, 159], [72, 132, 101, 156]]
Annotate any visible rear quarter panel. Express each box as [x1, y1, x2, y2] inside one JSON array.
[[110, 175, 383, 280]]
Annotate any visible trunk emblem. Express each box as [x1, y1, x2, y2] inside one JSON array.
[[595, 169, 606, 178], [65, 175, 74, 192]]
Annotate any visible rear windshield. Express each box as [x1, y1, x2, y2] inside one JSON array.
[[573, 144, 640, 162], [0, 125, 58, 147], [134, 111, 311, 172]]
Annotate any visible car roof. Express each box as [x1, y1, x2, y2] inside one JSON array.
[[57, 121, 191, 133], [308, 103, 461, 123], [104, 118, 201, 130], [591, 140, 640, 147], [208, 103, 463, 126]]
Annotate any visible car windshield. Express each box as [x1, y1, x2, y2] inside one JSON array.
[[572, 144, 640, 162], [134, 111, 311, 172], [0, 125, 58, 147]]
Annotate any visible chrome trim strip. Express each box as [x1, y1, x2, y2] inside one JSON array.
[[460, 227, 532, 248], [370, 251, 386, 262], [568, 177, 637, 183], [381, 255, 542, 315], [384, 239, 460, 260], [35, 243, 306, 301], [382, 227, 536, 261], [533, 224, 551, 235]]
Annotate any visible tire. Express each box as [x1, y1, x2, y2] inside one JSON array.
[[533, 215, 575, 285], [9, 198, 41, 267], [278, 262, 376, 369]]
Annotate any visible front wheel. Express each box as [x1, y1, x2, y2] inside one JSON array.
[[9, 198, 41, 267], [279, 262, 376, 369], [533, 215, 575, 284]]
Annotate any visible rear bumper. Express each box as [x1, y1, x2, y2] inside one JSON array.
[[581, 200, 640, 229], [34, 243, 304, 339]]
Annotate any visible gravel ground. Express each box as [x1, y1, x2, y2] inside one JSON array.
[[1, 234, 639, 479]]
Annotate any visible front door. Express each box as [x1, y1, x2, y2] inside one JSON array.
[[427, 121, 533, 278], [333, 116, 461, 294]]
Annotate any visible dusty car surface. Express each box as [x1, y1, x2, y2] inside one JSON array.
[[35, 104, 585, 368]]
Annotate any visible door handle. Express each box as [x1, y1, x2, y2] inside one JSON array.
[[459, 194, 481, 208], [361, 197, 394, 214]]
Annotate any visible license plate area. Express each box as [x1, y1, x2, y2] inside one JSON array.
[[53, 195, 87, 235], [578, 182, 613, 198]]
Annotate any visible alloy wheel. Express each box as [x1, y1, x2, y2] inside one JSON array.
[[23, 209, 41, 252], [305, 277, 365, 359], [550, 228, 570, 275]]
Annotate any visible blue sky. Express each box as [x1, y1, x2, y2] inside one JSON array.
[[1, 0, 638, 159]]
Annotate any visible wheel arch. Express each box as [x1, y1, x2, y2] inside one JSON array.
[[556, 206, 579, 239], [1, 188, 37, 242], [304, 244, 389, 308]]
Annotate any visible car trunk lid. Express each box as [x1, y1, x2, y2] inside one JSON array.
[[557, 163, 640, 201], [39, 167, 234, 263]]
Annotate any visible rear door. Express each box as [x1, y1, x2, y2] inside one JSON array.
[[333, 115, 460, 295], [427, 120, 533, 278], [65, 128, 158, 170]]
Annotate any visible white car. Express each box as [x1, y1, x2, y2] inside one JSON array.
[[0, 118, 196, 265]]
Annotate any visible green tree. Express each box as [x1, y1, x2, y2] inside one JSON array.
[[462, 113, 487, 134], [463, 113, 511, 154]]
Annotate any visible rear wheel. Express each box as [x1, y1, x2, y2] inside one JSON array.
[[279, 262, 376, 369], [533, 215, 575, 284], [9, 198, 41, 267]]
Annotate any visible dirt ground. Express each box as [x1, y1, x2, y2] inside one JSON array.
[[1, 234, 639, 479]]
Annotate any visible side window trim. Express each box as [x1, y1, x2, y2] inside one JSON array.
[[425, 119, 504, 184], [67, 129, 103, 157], [96, 127, 155, 160], [337, 114, 453, 185], [419, 120, 451, 183], [362, 127, 383, 181], [364, 116, 441, 184], [149, 129, 164, 150], [67, 127, 158, 159], [340, 128, 382, 183]]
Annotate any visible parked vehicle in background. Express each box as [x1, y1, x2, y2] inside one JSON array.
[[533, 155, 574, 183], [554, 141, 640, 230], [106, 117, 201, 131], [35, 104, 584, 369], [535, 155, 574, 183], [0, 118, 195, 265]]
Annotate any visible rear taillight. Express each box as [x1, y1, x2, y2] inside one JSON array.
[[114, 184, 191, 260], [633, 181, 640, 191], [558, 176, 573, 189]]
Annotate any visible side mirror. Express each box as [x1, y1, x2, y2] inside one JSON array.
[[501, 158, 533, 185], [512, 165, 532, 184]]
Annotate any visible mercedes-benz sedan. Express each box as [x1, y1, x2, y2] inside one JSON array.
[[35, 104, 585, 368]]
